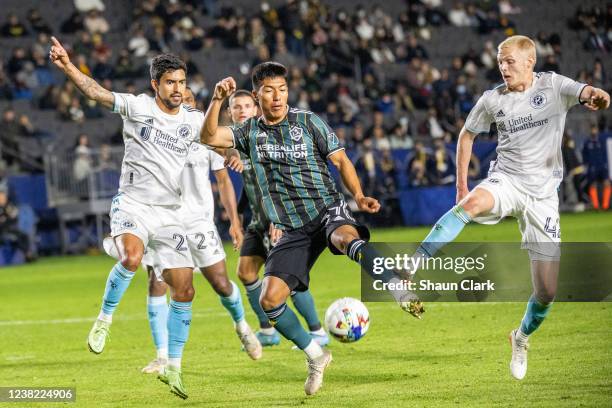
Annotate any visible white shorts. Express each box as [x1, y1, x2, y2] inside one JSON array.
[[110, 193, 194, 271], [472, 172, 561, 260], [142, 216, 226, 282]]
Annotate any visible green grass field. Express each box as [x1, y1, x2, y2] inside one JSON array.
[[0, 212, 611, 407]]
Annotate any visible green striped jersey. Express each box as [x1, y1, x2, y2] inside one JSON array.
[[240, 150, 270, 231], [231, 106, 344, 230]]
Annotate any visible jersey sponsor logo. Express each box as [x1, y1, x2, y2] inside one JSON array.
[[256, 142, 308, 160], [499, 113, 549, 134], [530, 92, 547, 109], [140, 118, 154, 141], [495, 109, 505, 118], [177, 123, 193, 139], [289, 124, 303, 141]]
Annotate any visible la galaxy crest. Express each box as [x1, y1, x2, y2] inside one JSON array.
[[289, 124, 303, 141]]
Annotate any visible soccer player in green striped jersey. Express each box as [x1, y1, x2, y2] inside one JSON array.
[[228, 90, 329, 351], [200, 62, 417, 395]]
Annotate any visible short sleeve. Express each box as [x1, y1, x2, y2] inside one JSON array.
[[464, 92, 493, 134], [209, 150, 226, 171], [111, 92, 138, 118], [309, 113, 343, 158], [552, 72, 587, 111], [230, 120, 251, 154]]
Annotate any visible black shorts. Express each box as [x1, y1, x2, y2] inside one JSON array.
[[264, 200, 369, 291], [588, 168, 609, 183], [239, 227, 271, 259]]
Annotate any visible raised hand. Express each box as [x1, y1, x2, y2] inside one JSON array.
[[212, 77, 236, 101], [49, 36, 71, 70]]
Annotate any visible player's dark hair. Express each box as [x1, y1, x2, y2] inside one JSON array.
[[229, 89, 256, 104], [150, 53, 187, 82], [251, 62, 288, 89]]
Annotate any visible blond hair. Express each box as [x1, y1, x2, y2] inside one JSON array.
[[498, 35, 536, 63]]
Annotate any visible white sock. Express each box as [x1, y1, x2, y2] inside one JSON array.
[[310, 328, 326, 336], [97, 311, 112, 323], [516, 328, 529, 347], [168, 357, 181, 369], [157, 347, 168, 360], [235, 319, 249, 334], [303, 339, 324, 360], [260, 327, 276, 336]]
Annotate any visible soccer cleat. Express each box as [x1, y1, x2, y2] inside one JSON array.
[[509, 329, 528, 380], [141, 358, 167, 374], [397, 292, 425, 319], [237, 325, 262, 360], [102, 236, 119, 260], [158, 365, 188, 399], [255, 330, 281, 347], [304, 349, 332, 395], [87, 319, 111, 354]]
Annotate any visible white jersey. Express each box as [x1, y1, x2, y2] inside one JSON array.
[[112, 93, 204, 206], [181, 144, 226, 222], [465, 72, 586, 198]]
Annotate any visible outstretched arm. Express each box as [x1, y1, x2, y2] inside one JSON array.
[[200, 77, 237, 148], [579, 86, 611, 111], [328, 150, 380, 213], [455, 127, 477, 203], [49, 36, 114, 109]]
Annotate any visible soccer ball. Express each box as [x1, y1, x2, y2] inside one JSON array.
[[324, 297, 370, 343]]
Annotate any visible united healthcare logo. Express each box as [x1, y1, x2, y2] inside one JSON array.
[[177, 123, 192, 139], [289, 125, 303, 141], [139, 118, 154, 141], [530, 92, 547, 109]]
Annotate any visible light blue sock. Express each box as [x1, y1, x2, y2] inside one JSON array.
[[291, 290, 321, 331], [418, 205, 471, 257], [520, 295, 552, 335], [220, 281, 245, 323], [264, 303, 311, 350], [101, 262, 135, 315], [168, 300, 192, 359], [147, 295, 168, 352]]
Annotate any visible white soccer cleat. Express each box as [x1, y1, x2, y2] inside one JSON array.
[[304, 349, 332, 395], [237, 325, 262, 360], [103, 236, 120, 260], [142, 358, 168, 374], [509, 329, 528, 380]]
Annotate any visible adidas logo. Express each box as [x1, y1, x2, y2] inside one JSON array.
[[257, 131, 267, 138], [495, 109, 505, 118]]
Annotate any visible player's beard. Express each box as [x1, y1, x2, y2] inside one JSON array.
[[160, 93, 183, 110]]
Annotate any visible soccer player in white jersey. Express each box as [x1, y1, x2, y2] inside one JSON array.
[[50, 37, 205, 398], [138, 87, 261, 375], [406, 35, 610, 380]]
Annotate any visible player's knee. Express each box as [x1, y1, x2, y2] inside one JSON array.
[[330, 228, 359, 254], [120, 250, 142, 271], [237, 259, 260, 284], [535, 287, 556, 304], [259, 295, 277, 311], [173, 285, 195, 302]]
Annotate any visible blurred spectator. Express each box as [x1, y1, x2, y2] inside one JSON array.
[[84, 9, 109, 35], [408, 142, 433, 187], [562, 132, 588, 204], [584, 26, 609, 52], [128, 28, 150, 57], [582, 126, 610, 210], [73, 135, 93, 183], [2, 13, 29, 37], [540, 54, 560, 72], [535, 31, 554, 58], [75, 0, 105, 13], [448, 2, 471, 27], [0, 189, 34, 261], [432, 139, 455, 185], [1, 107, 32, 169], [27, 8, 52, 34]]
